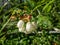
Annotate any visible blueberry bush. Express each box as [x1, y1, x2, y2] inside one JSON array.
[[0, 0, 60, 45]]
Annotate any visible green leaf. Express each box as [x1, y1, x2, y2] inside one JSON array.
[[42, 0, 54, 12]]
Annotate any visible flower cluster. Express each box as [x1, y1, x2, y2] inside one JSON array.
[[17, 20, 37, 34]]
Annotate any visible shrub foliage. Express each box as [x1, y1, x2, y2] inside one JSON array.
[[0, 0, 60, 45]]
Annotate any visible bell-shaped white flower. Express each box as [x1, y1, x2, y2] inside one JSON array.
[[26, 22, 32, 32], [26, 22, 37, 34], [17, 20, 24, 28], [17, 20, 25, 33]]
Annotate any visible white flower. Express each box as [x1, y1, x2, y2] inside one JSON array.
[[17, 20, 37, 34], [17, 20, 26, 33], [26, 22, 37, 34], [26, 22, 32, 33], [17, 20, 24, 28]]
